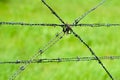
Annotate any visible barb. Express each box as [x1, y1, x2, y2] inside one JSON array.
[[0, 56, 120, 64], [71, 29, 114, 80], [0, 22, 120, 27], [73, 0, 105, 25], [9, 31, 64, 80]]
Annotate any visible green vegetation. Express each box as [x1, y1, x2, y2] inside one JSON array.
[[0, 0, 120, 80]]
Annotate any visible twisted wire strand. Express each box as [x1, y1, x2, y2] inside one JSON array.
[[9, 31, 64, 80], [0, 21, 120, 27], [0, 56, 120, 64], [73, 0, 105, 25], [41, 0, 66, 26]]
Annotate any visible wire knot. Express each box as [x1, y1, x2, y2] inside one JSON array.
[[63, 24, 72, 34]]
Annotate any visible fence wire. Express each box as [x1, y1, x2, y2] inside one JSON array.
[[41, 0, 114, 80], [9, 31, 64, 80], [73, 0, 106, 25], [0, 22, 120, 27], [0, 56, 120, 64], [0, 0, 119, 80]]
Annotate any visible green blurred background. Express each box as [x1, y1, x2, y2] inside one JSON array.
[[0, 0, 120, 80]]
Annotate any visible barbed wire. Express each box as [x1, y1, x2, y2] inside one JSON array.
[[73, 0, 106, 25], [41, 0, 114, 80], [0, 56, 120, 64], [71, 29, 114, 80], [9, 31, 64, 80], [0, 21, 120, 27], [41, 0, 66, 27], [6, 0, 119, 80]]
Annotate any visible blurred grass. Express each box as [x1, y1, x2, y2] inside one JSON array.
[[0, 0, 120, 80]]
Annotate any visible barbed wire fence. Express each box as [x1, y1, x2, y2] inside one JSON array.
[[0, 56, 120, 64], [1, 22, 120, 27], [0, 0, 120, 80]]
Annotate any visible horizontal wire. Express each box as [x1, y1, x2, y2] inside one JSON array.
[[0, 22, 120, 27], [0, 56, 120, 64]]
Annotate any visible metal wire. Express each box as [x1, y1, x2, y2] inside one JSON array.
[[73, 0, 105, 25], [41, 0, 66, 26], [9, 31, 65, 80], [5, 0, 119, 80], [71, 30, 114, 80], [41, 0, 114, 80], [0, 22, 120, 27], [0, 56, 120, 64]]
